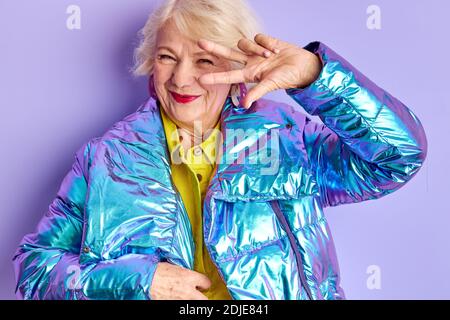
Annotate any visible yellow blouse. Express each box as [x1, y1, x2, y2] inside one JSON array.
[[159, 106, 232, 300]]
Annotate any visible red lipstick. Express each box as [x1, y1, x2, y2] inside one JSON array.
[[170, 91, 201, 104]]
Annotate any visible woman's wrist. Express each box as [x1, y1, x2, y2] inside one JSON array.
[[299, 52, 322, 89]]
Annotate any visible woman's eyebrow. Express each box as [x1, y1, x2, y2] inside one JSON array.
[[194, 51, 219, 59], [157, 46, 218, 59], [193, 51, 209, 56], [157, 46, 176, 54]]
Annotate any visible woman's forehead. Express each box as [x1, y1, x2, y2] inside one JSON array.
[[156, 35, 221, 60], [157, 31, 202, 53], [155, 20, 229, 66], [156, 19, 214, 55], [157, 20, 194, 45]]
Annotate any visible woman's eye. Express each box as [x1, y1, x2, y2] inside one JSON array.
[[158, 54, 175, 61], [198, 59, 214, 65]]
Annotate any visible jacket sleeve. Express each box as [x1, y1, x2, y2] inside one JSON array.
[[286, 41, 427, 208], [12, 140, 160, 300]]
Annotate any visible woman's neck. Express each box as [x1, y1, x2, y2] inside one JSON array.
[[178, 126, 203, 149], [177, 120, 219, 150]]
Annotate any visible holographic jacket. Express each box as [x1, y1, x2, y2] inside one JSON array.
[[13, 42, 427, 300]]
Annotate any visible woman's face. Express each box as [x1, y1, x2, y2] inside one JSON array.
[[153, 20, 232, 132]]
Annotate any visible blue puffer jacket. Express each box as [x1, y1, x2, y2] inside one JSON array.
[[13, 42, 427, 300]]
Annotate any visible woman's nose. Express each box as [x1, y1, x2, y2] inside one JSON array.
[[171, 61, 198, 89]]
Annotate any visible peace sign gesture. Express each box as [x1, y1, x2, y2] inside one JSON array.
[[198, 33, 322, 109]]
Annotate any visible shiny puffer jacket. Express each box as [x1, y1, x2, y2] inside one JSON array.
[[13, 42, 427, 300]]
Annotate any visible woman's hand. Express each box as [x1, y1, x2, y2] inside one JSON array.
[[149, 262, 211, 300], [198, 33, 322, 109]]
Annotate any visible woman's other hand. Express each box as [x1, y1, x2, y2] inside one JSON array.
[[198, 34, 322, 109], [149, 262, 212, 300]]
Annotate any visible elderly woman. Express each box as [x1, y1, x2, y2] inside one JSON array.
[[13, 0, 427, 300]]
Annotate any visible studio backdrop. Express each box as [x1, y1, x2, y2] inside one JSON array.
[[0, 0, 448, 299]]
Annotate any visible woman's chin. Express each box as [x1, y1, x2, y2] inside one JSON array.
[[170, 98, 204, 115], [171, 105, 204, 124]]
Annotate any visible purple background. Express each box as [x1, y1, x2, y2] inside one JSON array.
[[1, 0, 448, 299]]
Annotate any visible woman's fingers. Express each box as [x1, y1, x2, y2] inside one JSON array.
[[254, 33, 283, 53], [193, 274, 212, 291], [244, 78, 278, 109], [238, 38, 273, 58], [199, 69, 245, 85], [198, 39, 248, 64]]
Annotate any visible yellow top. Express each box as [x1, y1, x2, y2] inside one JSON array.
[[159, 106, 232, 300]]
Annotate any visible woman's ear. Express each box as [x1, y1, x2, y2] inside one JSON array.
[[148, 74, 158, 99]]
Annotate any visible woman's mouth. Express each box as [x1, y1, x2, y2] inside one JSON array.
[[169, 91, 201, 104]]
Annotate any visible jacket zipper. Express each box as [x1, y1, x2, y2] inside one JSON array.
[[271, 200, 313, 300]]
